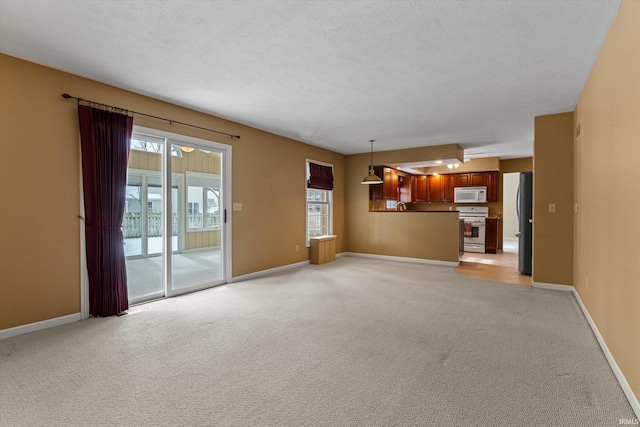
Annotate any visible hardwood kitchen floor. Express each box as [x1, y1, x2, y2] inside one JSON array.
[[455, 241, 532, 286]]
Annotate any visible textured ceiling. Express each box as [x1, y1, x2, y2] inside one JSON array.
[[0, 0, 621, 158]]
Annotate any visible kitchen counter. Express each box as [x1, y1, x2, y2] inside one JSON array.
[[349, 211, 460, 264]]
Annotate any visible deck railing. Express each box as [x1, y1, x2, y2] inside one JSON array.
[[123, 212, 220, 238]]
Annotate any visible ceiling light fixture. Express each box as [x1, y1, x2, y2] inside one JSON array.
[[361, 139, 383, 185], [447, 163, 460, 170], [180, 146, 195, 153]]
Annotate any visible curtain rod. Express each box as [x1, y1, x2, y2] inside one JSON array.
[[61, 93, 241, 140]]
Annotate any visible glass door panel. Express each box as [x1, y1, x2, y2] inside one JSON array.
[[124, 175, 142, 258], [125, 133, 165, 303], [170, 143, 224, 293], [147, 177, 163, 256]]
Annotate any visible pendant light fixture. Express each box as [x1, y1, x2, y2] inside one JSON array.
[[361, 139, 383, 185]]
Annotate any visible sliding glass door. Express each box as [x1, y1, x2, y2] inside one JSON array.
[[125, 127, 230, 304]]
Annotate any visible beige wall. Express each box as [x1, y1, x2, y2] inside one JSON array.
[[500, 157, 533, 173], [574, 0, 639, 398], [533, 112, 574, 285], [0, 54, 344, 329]]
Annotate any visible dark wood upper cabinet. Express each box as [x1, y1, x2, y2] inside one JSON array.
[[384, 168, 399, 200], [413, 175, 427, 202], [453, 171, 498, 201], [427, 175, 443, 202], [442, 174, 455, 202], [487, 171, 499, 202], [371, 168, 499, 204], [370, 167, 399, 201], [454, 173, 470, 187], [369, 166, 384, 200], [398, 171, 412, 203], [470, 173, 488, 187]]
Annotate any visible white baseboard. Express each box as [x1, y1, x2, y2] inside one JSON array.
[[571, 289, 640, 419], [231, 260, 310, 282], [532, 281, 575, 292], [0, 313, 82, 340], [341, 252, 459, 268]]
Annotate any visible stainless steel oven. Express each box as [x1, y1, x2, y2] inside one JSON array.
[[457, 206, 489, 253]]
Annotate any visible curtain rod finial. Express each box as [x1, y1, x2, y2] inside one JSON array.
[[61, 93, 71, 99]]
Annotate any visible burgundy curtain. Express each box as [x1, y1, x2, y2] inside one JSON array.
[[308, 162, 334, 190], [78, 105, 133, 317]]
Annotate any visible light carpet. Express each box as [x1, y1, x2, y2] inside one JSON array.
[[0, 257, 634, 426]]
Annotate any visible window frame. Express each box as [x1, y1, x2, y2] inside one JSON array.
[[306, 160, 333, 247]]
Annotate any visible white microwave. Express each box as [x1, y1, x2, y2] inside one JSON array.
[[454, 186, 487, 203]]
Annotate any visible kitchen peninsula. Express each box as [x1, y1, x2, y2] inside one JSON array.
[[350, 209, 461, 264]]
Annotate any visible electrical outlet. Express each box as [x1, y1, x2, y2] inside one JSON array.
[[548, 203, 556, 213], [295, 245, 299, 252], [574, 203, 578, 214]]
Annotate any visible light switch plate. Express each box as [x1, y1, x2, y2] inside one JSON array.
[[548, 203, 556, 213], [233, 203, 243, 211]]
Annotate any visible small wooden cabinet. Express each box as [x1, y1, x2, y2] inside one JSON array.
[[310, 235, 337, 264], [485, 217, 499, 254]]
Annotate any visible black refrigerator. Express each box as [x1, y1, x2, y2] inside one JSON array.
[[517, 172, 533, 275]]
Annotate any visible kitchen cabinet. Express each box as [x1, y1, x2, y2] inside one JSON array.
[[427, 174, 458, 202], [455, 172, 487, 187], [485, 217, 499, 253], [412, 175, 427, 202], [454, 174, 470, 187], [398, 172, 412, 203], [427, 175, 443, 202], [470, 173, 487, 186], [369, 167, 383, 200], [487, 171, 499, 202], [384, 167, 399, 200], [371, 168, 499, 204], [369, 166, 396, 201], [442, 174, 455, 202], [452, 171, 499, 202]]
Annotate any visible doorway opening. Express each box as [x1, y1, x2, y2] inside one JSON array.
[[502, 172, 520, 254]]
